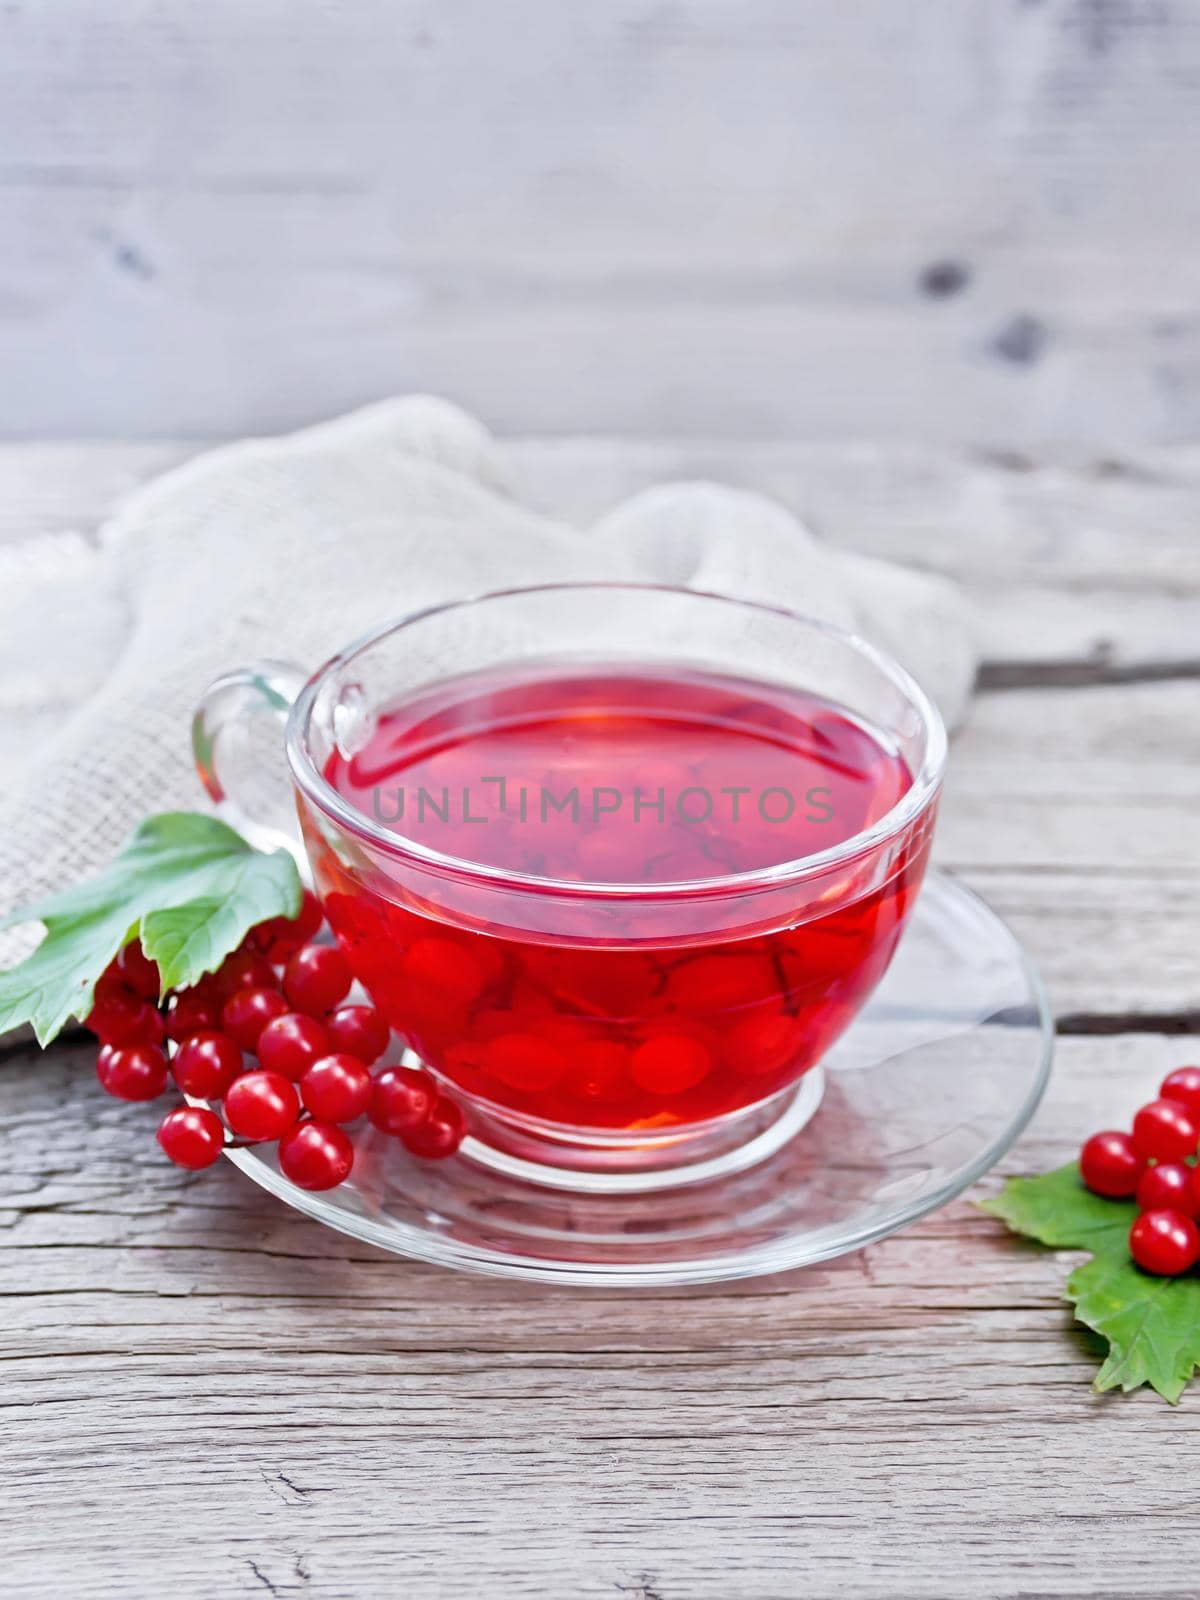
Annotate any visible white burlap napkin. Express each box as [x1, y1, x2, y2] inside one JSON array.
[[0, 396, 976, 955]]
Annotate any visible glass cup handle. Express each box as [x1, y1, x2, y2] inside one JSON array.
[[192, 660, 309, 868]]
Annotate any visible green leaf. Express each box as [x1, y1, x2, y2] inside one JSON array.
[[1069, 1252, 1200, 1404], [983, 1162, 1200, 1403], [0, 812, 302, 1045], [139, 852, 299, 992], [980, 1162, 1132, 1252]]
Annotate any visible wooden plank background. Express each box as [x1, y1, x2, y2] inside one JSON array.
[[4, 3, 1200, 1590], [3, 1, 1200, 444]]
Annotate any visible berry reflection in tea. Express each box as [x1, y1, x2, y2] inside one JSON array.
[[307, 664, 929, 1132]]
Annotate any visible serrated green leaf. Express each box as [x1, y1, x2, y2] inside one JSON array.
[[0, 813, 256, 934], [1068, 1252, 1200, 1404], [0, 908, 139, 1049], [984, 1161, 1200, 1403], [140, 851, 300, 992], [979, 1162, 1132, 1252], [0, 812, 302, 1044]]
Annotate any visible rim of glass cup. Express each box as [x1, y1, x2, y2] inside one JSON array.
[[285, 581, 948, 900]]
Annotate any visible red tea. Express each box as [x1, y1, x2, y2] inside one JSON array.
[[307, 663, 929, 1133]]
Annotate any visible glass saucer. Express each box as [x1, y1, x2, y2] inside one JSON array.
[[222, 872, 1052, 1286]]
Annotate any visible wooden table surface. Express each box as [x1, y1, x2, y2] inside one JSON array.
[[3, 438, 1199, 1598]]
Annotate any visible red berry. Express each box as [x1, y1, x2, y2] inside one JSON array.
[[96, 1044, 169, 1102], [85, 990, 125, 1039], [403, 936, 486, 1003], [86, 990, 164, 1049], [630, 1034, 712, 1095], [326, 1004, 390, 1065], [722, 1010, 803, 1078], [257, 1012, 330, 1081], [215, 947, 279, 999], [223, 1070, 300, 1141], [1129, 1209, 1200, 1276], [92, 961, 129, 1005], [482, 1032, 568, 1092], [301, 1053, 373, 1124], [157, 1106, 225, 1169], [172, 1031, 244, 1099], [278, 1120, 354, 1190], [164, 987, 220, 1044], [1079, 1130, 1144, 1198], [1137, 1162, 1199, 1216], [666, 953, 776, 1011], [253, 890, 324, 962], [116, 940, 161, 1001], [402, 1095, 466, 1159], [222, 986, 289, 1052], [283, 944, 352, 1015], [130, 1002, 165, 1047], [1132, 1098, 1200, 1164], [369, 1065, 438, 1136], [1160, 1066, 1200, 1117]]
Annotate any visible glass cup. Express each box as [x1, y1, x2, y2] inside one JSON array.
[[194, 583, 945, 1190]]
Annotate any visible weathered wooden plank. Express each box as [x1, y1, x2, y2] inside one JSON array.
[[0, 1034, 1193, 1600], [4, 440, 1200, 673], [3, 3, 1200, 444], [11, 437, 1200, 585], [939, 681, 1200, 880], [0, 1419, 1188, 1600], [512, 438, 1200, 593], [0, 1031, 1171, 1327], [966, 868, 1200, 1020]]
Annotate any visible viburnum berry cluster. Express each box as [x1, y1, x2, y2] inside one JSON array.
[[86, 890, 466, 1190], [1080, 1067, 1200, 1275]]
